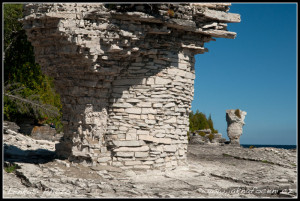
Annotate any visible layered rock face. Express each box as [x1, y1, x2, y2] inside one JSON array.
[[21, 3, 240, 169], [226, 109, 247, 145]]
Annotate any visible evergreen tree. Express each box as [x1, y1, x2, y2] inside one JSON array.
[[189, 111, 218, 133], [4, 4, 63, 132], [207, 114, 216, 133]]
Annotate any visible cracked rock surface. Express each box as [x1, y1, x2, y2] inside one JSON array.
[[3, 128, 297, 198]]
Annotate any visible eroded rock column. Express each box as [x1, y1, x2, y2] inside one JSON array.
[[226, 109, 247, 145], [22, 3, 240, 169]]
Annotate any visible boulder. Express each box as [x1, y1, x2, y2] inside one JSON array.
[[30, 125, 63, 142], [4, 121, 20, 133]]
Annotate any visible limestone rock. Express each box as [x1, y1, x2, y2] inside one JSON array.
[[4, 121, 20, 133], [21, 3, 240, 169], [30, 125, 63, 142], [3, 127, 297, 198], [4, 128, 56, 164], [226, 109, 247, 145], [189, 129, 226, 145]]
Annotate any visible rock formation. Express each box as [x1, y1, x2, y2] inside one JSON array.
[[226, 109, 247, 145], [4, 121, 20, 133], [21, 3, 240, 169], [5, 120, 63, 142], [189, 129, 226, 145], [30, 125, 63, 142]]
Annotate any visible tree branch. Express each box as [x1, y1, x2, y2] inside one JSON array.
[[4, 92, 60, 117], [4, 31, 21, 58]]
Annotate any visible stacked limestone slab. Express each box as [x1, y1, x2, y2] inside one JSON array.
[[21, 3, 240, 169]]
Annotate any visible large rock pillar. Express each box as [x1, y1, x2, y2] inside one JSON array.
[[22, 3, 240, 169]]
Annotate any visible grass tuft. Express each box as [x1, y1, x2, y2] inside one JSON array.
[[4, 164, 18, 173], [261, 160, 274, 164], [223, 153, 232, 157]]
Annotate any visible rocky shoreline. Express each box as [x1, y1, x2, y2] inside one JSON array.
[[3, 126, 297, 198]]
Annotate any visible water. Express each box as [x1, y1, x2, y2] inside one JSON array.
[[241, 144, 297, 150]]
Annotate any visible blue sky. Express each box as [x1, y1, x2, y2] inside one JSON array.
[[192, 3, 297, 145]]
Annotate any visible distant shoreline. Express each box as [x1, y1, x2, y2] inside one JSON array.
[[241, 144, 297, 149]]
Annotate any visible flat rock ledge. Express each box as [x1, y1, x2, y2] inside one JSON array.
[[3, 128, 297, 198]]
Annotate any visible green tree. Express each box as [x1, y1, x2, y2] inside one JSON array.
[[4, 4, 63, 132], [207, 114, 218, 133], [189, 110, 209, 132], [189, 111, 218, 133]]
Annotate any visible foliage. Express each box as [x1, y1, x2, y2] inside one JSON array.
[[222, 153, 232, 157], [261, 160, 274, 165], [105, 4, 140, 13], [235, 109, 241, 118], [104, 4, 160, 16], [4, 83, 60, 121], [198, 131, 206, 137], [4, 164, 18, 173], [167, 9, 175, 17], [207, 114, 218, 133], [4, 4, 63, 133], [105, 4, 117, 10], [249, 145, 256, 149], [207, 133, 215, 142], [189, 110, 218, 134]]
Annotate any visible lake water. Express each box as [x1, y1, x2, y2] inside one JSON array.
[[241, 144, 297, 149]]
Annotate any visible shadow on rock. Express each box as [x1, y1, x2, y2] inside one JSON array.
[[4, 144, 56, 164]]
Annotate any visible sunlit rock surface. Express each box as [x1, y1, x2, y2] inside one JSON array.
[[22, 3, 240, 169], [226, 109, 247, 145]]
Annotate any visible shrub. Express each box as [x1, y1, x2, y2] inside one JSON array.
[[249, 145, 256, 149], [208, 133, 215, 142], [167, 9, 175, 17], [235, 109, 241, 118], [198, 131, 206, 137]]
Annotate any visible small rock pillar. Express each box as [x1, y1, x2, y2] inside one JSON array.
[[226, 109, 247, 145]]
